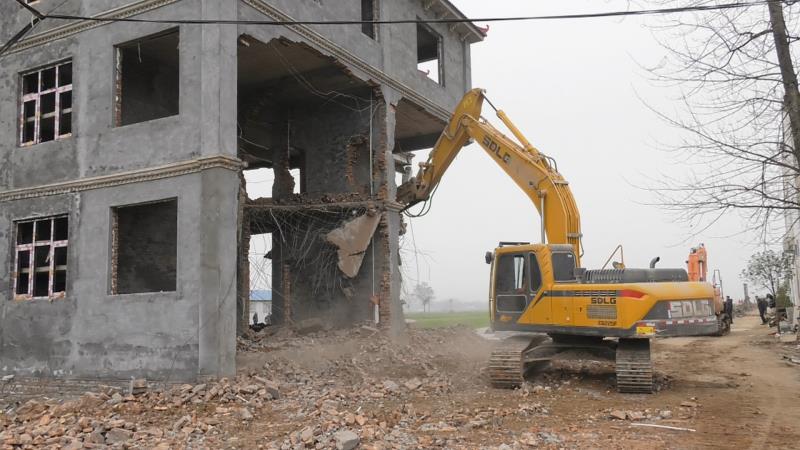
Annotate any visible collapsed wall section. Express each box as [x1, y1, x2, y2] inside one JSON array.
[[237, 37, 409, 332]]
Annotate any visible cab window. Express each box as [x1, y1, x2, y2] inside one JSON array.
[[495, 254, 526, 293], [552, 252, 576, 282], [529, 253, 542, 292]]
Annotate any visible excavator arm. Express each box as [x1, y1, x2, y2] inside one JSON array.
[[397, 88, 583, 264]]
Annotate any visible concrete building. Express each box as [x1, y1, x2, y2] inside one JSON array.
[[250, 289, 272, 324], [0, 0, 481, 381]]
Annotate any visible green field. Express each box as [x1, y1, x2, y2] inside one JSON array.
[[405, 310, 489, 329]]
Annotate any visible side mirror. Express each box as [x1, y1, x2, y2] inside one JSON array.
[[485, 251, 494, 265]]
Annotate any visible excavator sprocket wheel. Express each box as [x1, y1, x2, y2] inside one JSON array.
[[616, 338, 654, 394], [488, 335, 533, 389]]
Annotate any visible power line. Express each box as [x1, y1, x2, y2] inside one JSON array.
[[44, 1, 777, 26], [1, 1, 784, 59]]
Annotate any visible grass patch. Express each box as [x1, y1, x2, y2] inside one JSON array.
[[405, 310, 489, 329]]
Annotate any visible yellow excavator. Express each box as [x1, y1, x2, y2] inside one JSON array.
[[398, 89, 717, 393]]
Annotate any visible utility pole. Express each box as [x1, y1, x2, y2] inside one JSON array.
[[767, 0, 800, 164]]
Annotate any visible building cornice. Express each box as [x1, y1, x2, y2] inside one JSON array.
[[0, 155, 244, 202], [5, 0, 180, 56]]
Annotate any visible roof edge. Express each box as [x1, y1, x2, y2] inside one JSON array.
[[428, 0, 485, 43]]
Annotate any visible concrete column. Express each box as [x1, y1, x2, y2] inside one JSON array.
[[373, 86, 405, 333], [200, 0, 238, 158], [198, 167, 239, 379], [197, 0, 238, 378]]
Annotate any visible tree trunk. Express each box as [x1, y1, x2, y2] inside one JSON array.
[[767, 0, 800, 164]]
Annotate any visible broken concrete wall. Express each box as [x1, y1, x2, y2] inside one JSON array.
[[249, 93, 405, 330], [290, 101, 374, 196]]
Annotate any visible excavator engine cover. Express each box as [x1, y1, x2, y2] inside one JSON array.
[[583, 268, 689, 284]]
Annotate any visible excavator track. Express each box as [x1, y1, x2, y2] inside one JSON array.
[[615, 338, 653, 394], [488, 335, 534, 389]]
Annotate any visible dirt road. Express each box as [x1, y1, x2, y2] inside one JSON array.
[[651, 314, 800, 449], [2, 314, 800, 449]]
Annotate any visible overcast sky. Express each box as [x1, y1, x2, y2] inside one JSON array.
[[399, 0, 763, 305], [248, 0, 773, 307]]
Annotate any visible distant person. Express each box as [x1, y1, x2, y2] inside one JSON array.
[[253, 312, 259, 325], [757, 296, 768, 324], [725, 296, 734, 324]]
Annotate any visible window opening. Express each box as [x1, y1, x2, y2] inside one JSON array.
[[111, 199, 178, 294], [249, 232, 273, 325], [552, 252, 577, 282], [115, 29, 180, 126], [529, 253, 542, 293], [361, 0, 377, 39], [495, 254, 527, 293], [417, 23, 443, 85], [20, 61, 72, 146], [244, 168, 302, 200], [13, 216, 68, 300]]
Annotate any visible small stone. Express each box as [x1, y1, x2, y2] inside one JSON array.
[[627, 411, 645, 421], [404, 378, 423, 391], [130, 378, 148, 396], [609, 410, 627, 420], [105, 427, 134, 444], [85, 430, 106, 444], [107, 392, 124, 405], [660, 410, 673, 419], [173, 415, 191, 432], [254, 376, 281, 399], [334, 430, 359, 450], [681, 401, 700, 408], [300, 427, 314, 442], [383, 380, 400, 392], [239, 407, 254, 421]]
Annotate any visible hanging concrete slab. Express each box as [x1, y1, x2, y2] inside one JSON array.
[[326, 211, 381, 278]]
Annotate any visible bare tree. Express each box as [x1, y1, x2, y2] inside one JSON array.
[[412, 282, 435, 313], [642, 0, 800, 240], [741, 248, 794, 298]]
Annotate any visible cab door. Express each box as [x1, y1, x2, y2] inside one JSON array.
[[493, 252, 530, 328], [550, 251, 577, 326]]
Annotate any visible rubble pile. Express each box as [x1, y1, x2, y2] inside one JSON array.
[[2, 325, 692, 449]]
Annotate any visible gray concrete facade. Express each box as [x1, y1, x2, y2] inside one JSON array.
[[0, 0, 479, 381]]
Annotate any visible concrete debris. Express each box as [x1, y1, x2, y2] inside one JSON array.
[[0, 325, 705, 449], [105, 427, 134, 444], [238, 407, 254, 421], [129, 378, 148, 396], [334, 429, 360, 450], [610, 410, 628, 420], [325, 210, 382, 278]]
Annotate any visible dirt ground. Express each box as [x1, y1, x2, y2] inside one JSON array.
[[2, 313, 800, 449]]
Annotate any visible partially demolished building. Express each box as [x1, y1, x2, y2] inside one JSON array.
[[0, 0, 482, 381]]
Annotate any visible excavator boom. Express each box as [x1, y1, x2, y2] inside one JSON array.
[[398, 89, 583, 265]]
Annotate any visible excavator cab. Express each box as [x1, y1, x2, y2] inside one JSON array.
[[489, 243, 579, 331]]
